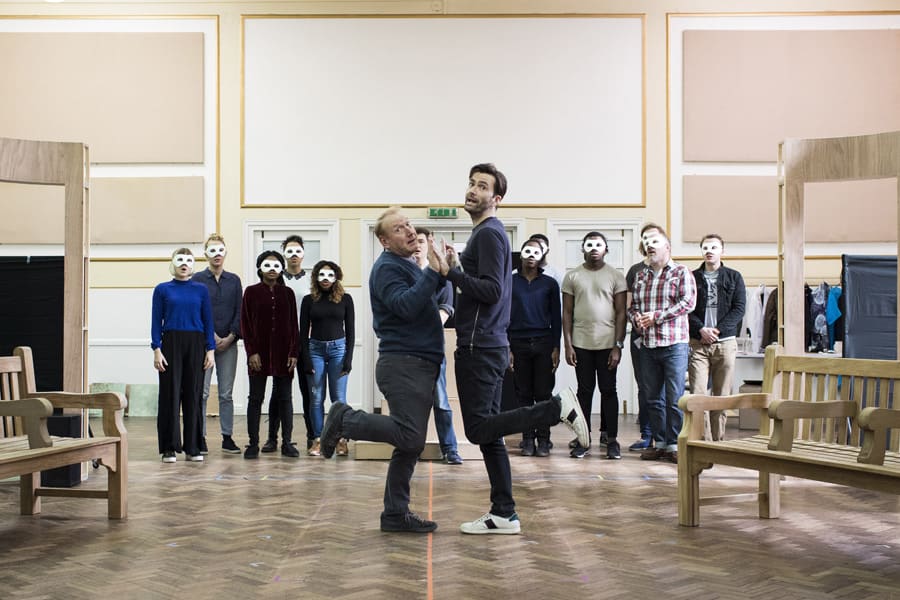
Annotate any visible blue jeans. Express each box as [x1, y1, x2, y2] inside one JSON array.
[[433, 358, 458, 455], [308, 338, 349, 438], [343, 354, 439, 518], [201, 342, 238, 437], [640, 342, 690, 451]]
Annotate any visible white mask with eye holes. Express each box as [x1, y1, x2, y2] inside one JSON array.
[[642, 233, 666, 253], [318, 268, 336, 283], [205, 244, 226, 259], [701, 240, 723, 262], [172, 254, 194, 269], [520, 246, 544, 261], [260, 259, 283, 274], [583, 238, 607, 254], [284, 246, 305, 259]]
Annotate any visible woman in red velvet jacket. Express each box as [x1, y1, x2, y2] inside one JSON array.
[[240, 250, 300, 458]]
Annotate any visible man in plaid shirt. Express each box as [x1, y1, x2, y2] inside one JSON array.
[[627, 225, 697, 463]]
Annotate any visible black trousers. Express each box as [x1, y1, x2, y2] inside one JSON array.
[[157, 330, 206, 455], [248, 374, 294, 446], [268, 368, 311, 443], [573, 346, 619, 440], [509, 335, 556, 441]]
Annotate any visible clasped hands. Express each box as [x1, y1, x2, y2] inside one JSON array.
[[425, 238, 457, 276]]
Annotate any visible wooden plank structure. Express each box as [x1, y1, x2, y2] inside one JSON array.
[[777, 130, 900, 354], [0, 136, 90, 393]]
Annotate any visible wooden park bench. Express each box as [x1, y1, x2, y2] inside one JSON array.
[[0, 346, 128, 519], [677, 344, 900, 527]]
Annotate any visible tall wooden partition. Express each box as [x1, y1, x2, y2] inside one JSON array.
[[777, 131, 900, 354], [0, 137, 89, 392]]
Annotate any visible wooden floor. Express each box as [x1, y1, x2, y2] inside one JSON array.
[[2, 416, 900, 599]]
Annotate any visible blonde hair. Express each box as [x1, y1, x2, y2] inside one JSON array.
[[374, 207, 404, 239], [204, 233, 225, 249]]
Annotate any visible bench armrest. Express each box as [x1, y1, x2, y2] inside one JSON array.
[[678, 393, 771, 441], [768, 400, 857, 452], [0, 397, 53, 448], [858, 407, 900, 465], [24, 391, 127, 438]]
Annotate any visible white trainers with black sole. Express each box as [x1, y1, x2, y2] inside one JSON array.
[[459, 512, 522, 535], [556, 388, 590, 448]]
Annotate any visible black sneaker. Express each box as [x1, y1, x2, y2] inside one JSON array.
[[281, 443, 300, 458], [199, 437, 209, 455], [244, 444, 260, 459], [598, 431, 609, 448], [521, 438, 535, 457], [222, 436, 241, 454], [570, 444, 590, 459], [321, 402, 352, 458], [380, 512, 438, 533], [606, 440, 622, 460], [535, 439, 551, 457], [261, 439, 278, 453]]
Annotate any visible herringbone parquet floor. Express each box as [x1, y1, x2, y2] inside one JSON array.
[[2, 416, 900, 599]]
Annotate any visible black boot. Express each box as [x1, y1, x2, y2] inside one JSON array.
[[535, 438, 551, 457]]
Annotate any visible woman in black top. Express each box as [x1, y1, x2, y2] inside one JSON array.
[[300, 260, 355, 456]]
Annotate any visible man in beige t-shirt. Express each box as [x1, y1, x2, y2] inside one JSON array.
[[562, 232, 627, 459]]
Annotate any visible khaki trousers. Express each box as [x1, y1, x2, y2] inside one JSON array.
[[688, 338, 737, 441]]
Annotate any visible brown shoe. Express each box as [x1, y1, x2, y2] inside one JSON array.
[[308, 438, 321, 456], [665, 450, 678, 464], [336, 439, 349, 456], [640, 447, 666, 461]]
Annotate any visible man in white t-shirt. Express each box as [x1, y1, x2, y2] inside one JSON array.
[[561, 232, 628, 459]]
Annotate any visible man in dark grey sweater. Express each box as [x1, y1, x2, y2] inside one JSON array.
[[320, 207, 446, 533], [439, 163, 589, 535]]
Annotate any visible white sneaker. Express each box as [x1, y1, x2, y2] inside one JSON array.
[[161, 452, 176, 463], [187, 454, 204, 462], [557, 388, 589, 448], [459, 512, 521, 535]]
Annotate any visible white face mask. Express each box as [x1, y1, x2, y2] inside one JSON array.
[[318, 268, 336, 283], [520, 246, 544, 260], [260, 260, 283, 274], [701, 240, 723, 260], [205, 244, 226, 259], [172, 254, 194, 269], [583, 238, 606, 253], [284, 246, 304, 259], [642, 233, 666, 252]]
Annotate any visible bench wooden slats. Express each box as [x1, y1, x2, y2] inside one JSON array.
[[0, 346, 128, 519], [678, 344, 900, 527]]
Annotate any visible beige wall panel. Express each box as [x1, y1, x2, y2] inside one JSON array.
[[0, 32, 204, 164], [0, 177, 203, 244], [0, 181, 64, 243], [92, 177, 205, 244], [683, 175, 896, 244], [683, 175, 778, 244], [683, 30, 900, 162]]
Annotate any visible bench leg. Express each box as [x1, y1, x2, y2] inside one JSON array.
[[678, 446, 702, 527], [759, 470, 780, 519], [107, 441, 128, 519], [20, 472, 40, 516]]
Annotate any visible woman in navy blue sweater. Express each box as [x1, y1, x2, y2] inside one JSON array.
[[151, 248, 215, 463], [509, 238, 562, 457]]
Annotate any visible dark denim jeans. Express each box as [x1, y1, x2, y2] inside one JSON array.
[[509, 335, 556, 441], [630, 338, 656, 439], [455, 346, 559, 517], [343, 354, 439, 518], [573, 346, 619, 441], [639, 342, 690, 451]]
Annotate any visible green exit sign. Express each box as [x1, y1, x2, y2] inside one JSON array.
[[428, 207, 457, 219]]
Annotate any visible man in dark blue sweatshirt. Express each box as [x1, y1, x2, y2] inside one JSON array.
[[319, 207, 445, 534], [439, 163, 590, 535]]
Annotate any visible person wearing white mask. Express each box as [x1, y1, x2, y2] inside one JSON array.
[[687, 234, 746, 441], [627, 225, 697, 463], [240, 250, 300, 459], [299, 260, 355, 456], [192, 233, 243, 455], [151, 248, 216, 463]]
